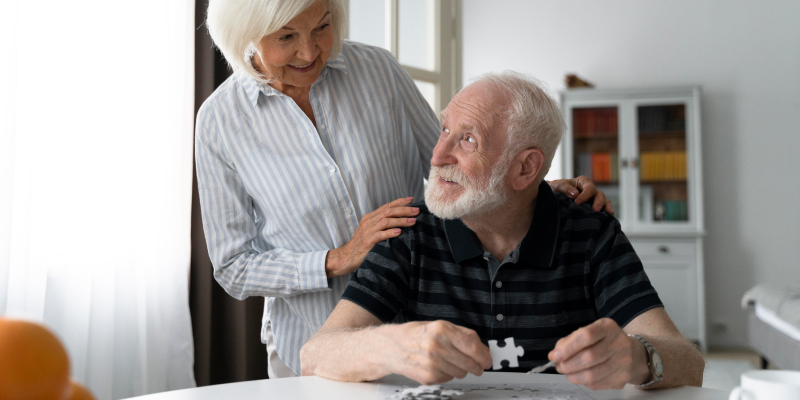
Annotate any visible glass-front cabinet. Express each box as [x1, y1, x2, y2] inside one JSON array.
[[561, 87, 707, 350], [562, 88, 703, 234]]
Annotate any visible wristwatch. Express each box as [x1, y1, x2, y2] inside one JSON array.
[[627, 334, 663, 387]]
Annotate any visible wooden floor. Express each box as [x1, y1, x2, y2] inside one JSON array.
[[701, 348, 764, 392], [704, 348, 761, 367]]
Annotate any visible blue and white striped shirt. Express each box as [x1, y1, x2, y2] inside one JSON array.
[[195, 41, 439, 374]]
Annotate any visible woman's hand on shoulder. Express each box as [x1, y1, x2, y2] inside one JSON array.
[[548, 176, 614, 215], [325, 197, 420, 278]]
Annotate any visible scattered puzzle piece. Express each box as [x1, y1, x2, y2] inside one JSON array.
[[488, 337, 525, 370], [379, 382, 593, 400], [390, 384, 464, 400]]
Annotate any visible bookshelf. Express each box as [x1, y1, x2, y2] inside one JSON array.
[[560, 87, 706, 350]]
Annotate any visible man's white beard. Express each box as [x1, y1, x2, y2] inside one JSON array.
[[424, 160, 510, 220]]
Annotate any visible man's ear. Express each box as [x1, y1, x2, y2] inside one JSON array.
[[510, 148, 545, 191]]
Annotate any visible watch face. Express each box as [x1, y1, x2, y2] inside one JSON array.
[[652, 351, 664, 377]]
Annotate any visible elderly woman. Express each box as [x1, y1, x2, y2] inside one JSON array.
[[196, 0, 609, 378]]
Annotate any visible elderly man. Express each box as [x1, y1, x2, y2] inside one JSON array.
[[300, 71, 704, 390]]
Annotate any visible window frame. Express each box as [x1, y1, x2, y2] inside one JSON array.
[[344, 0, 462, 114]]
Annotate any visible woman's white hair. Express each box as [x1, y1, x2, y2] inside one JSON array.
[[469, 71, 565, 182], [206, 0, 346, 84]]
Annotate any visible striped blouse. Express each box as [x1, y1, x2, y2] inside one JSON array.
[[194, 41, 439, 374]]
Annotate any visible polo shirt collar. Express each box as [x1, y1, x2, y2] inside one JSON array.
[[444, 180, 560, 269], [240, 51, 348, 107]]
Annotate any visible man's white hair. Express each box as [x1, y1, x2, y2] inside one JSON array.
[[206, 0, 346, 84], [468, 71, 565, 182]]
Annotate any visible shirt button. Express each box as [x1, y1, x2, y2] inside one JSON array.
[[327, 165, 336, 173], [320, 124, 326, 130], [345, 208, 352, 214], [495, 281, 502, 289], [496, 314, 504, 321], [483, 256, 489, 261]]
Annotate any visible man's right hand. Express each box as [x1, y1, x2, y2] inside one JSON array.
[[382, 320, 492, 385]]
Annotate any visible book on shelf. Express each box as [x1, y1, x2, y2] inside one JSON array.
[[573, 107, 618, 138], [638, 105, 685, 134], [576, 152, 618, 183], [657, 200, 688, 221], [576, 152, 592, 178], [610, 153, 619, 182], [639, 151, 687, 181]]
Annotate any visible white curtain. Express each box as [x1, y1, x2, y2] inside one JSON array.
[[0, 1, 197, 399]]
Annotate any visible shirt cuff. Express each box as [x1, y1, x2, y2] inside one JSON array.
[[297, 250, 331, 292]]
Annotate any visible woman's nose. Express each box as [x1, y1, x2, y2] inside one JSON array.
[[296, 37, 316, 61]]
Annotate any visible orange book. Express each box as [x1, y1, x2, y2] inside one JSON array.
[[591, 153, 611, 182]]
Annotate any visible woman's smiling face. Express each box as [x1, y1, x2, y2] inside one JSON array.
[[253, 1, 334, 91]]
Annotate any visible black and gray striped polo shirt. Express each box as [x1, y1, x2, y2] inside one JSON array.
[[341, 181, 663, 371]]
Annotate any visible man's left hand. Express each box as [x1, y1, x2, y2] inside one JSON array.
[[548, 318, 649, 390]]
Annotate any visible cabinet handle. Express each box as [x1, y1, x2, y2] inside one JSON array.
[[658, 246, 670, 254], [621, 159, 629, 168]]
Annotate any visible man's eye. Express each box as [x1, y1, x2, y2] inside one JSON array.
[[465, 136, 476, 144]]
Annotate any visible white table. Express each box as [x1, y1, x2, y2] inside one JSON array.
[[123, 372, 727, 400]]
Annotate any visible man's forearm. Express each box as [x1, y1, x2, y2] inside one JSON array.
[[641, 335, 704, 389], [301, 325, 397, 382]]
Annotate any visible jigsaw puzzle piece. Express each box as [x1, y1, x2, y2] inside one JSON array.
[[487, 337, 525, 370]]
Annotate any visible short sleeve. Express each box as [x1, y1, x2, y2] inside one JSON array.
[[589, 217, 663, 327], [341, 231, 414, 322]]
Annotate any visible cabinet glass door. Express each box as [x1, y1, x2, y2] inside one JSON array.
[[636, 104, 689, 223], [571, 107, 621, 219]]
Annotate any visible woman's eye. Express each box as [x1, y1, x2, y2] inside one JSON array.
[[279, 34, 293, 41], [317, 23, 330, 30]]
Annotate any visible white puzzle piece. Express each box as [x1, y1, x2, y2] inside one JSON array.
[[488, 337, 525, 370]]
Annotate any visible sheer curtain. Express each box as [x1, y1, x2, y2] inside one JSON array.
[[0, 1, 196, 399]]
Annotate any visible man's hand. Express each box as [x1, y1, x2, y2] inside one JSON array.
[[383, 321, 492, 385], [548, 318, 650, 390], [548, 176, 614, 215], [301, 300, 492, 384]]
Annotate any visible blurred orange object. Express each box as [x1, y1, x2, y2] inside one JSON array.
[[68, 380, 96, 400], [0, 318, 72, 400]]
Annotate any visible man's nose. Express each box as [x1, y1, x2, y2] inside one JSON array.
[[430, 138, 457, 167]]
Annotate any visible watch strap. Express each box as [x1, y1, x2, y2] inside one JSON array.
[[627, 334, 663, 387]]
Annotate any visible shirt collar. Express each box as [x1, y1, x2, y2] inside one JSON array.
[[444, 180, 560, 269], [239, 50, 348, 107]]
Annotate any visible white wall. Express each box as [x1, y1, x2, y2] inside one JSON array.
[[462, 0, 800, 348]]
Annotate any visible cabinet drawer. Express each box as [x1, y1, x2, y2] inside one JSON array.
[[628, 239, 696, 258]]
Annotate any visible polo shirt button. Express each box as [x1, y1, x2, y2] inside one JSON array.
[[496, 313, 504, 321], [320, 124, 326, 130], [328, 165, 336, 173], [495, 281, 502, 289], [483, 256, 489, 261], [345, 208, 352, 214]]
